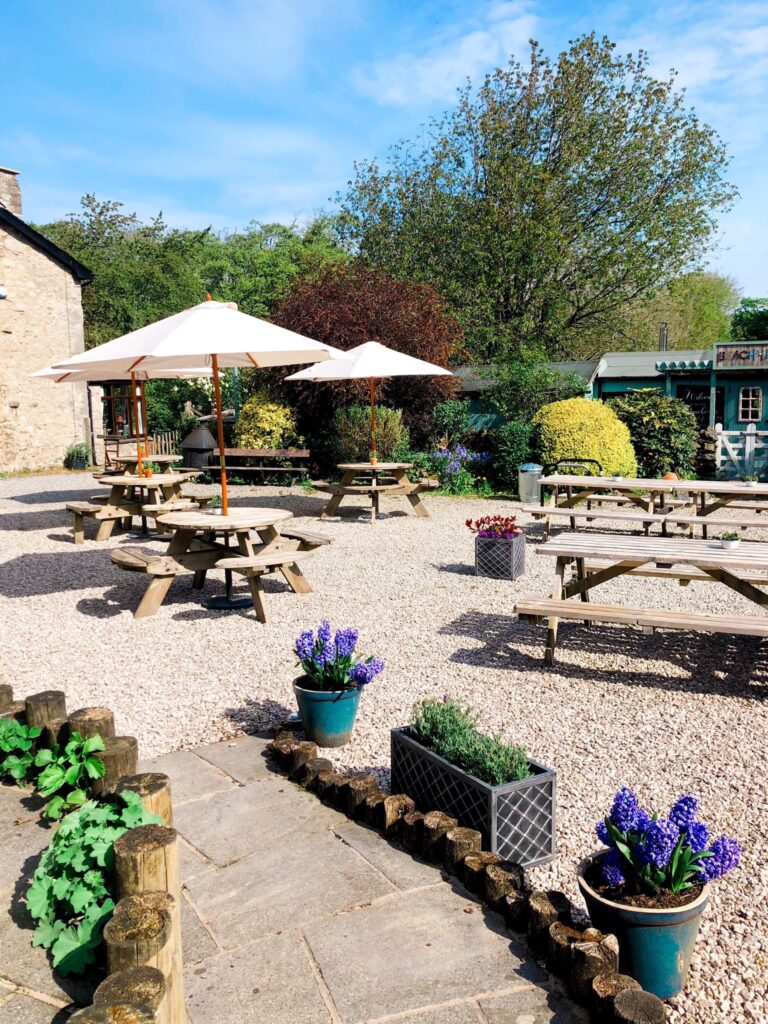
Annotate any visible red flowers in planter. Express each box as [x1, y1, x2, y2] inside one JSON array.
[[465, 515, 522, 539]]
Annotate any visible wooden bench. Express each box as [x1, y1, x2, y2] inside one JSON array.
[[279, 528, 332, 551], [515, 598, 768, 651], [522, 505, 768, 537], [67, 501, 141, 544], [214, 550, 314, 623], [210, 448, 310, 484], [582, 559, 768, 586]]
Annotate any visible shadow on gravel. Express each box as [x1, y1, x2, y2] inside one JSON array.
[[435, 562, 475, 576], [0, 508, 73, 532], [0, 549, 117, 597], [6, 487, 94, 505], [441, 610, 768, 698], [224, 697, 294, 734]]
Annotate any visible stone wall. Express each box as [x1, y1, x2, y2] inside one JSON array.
[[0, 222, 89, 471]]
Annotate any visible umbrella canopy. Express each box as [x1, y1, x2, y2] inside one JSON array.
[[48, 299, 337, 513], [285, 341, 453, 462]]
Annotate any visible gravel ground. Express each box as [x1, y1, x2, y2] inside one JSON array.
[[1, 472, 766, 1023]]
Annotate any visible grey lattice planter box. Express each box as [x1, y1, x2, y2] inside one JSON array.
[[475, 533, 526, 580], [391, 726, 555, 868]]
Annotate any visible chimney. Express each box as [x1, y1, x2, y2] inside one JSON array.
[[0, 167, 22, 217], [658, 321, 669, 352]]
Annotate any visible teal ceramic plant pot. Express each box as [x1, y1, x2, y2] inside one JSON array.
[[293, 677, 362, 748], [577, 854, 708, 999]]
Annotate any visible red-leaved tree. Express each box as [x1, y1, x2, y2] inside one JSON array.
[[267, 263, 464, 453]]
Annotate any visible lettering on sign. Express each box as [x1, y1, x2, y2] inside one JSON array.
[[716, 343, 768, 369]]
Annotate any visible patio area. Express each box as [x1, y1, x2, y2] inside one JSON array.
[[1, 473, 766, 1024]]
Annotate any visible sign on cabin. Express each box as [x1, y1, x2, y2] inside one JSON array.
[[715, 342, 768, 370]]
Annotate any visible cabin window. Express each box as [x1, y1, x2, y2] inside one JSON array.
[[739, 386, 763, 422]]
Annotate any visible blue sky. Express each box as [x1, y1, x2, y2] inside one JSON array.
[[2, 0, 767, 293]]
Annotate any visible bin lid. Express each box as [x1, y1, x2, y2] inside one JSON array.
[[519, 463, 543, 472], [180, 425, 217, 450]]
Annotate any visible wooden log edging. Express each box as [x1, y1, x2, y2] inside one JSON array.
[[2, 685, 185, 1023], [268, 726, 669, 1023]]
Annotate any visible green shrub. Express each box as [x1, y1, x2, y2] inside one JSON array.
[[433, 399, 472, 447], [334, 405, 408, 462], [64, 442, 90, 469], [490, 421, 533, 489], [610, 390, 698, 477], [27, 792, 162, 976], [235, 391, 302, 449], [533, 398, 637, 476], [409, 698, 529, 786]]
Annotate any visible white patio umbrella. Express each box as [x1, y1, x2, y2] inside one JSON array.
[[32, 364, 213, 474], [285, 340, 453, 461], [50, 298, 336, 512]]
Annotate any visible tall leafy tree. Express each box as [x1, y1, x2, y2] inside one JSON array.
[[338, 34, 737, 360], [621, 272, 738, 350], [731, 299, 768, 340]]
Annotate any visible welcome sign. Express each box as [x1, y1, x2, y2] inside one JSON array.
[[715, 342, 768, 369]]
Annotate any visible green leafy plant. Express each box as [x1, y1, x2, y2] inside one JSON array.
[[610, 390, 698, 477], [333, 405, 408, 463], [432, 400, 472, 447], [34, 733, 106, 820], [209, 493, 222, 508], [409, 698, 530, 786], [27, 792, 162, 976], [0, 719, 42, 786], [721, 531, 740, 541], [235, 390, 303, 449], [744, 474, 759, 482], [490, 421, 534, 490], [64, 442, 91, 469], [534, 398, 637, 477]]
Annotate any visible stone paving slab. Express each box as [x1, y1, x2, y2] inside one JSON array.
[[191, 734, 273, 785], [332, 820, 444, 891], [185, 828, 396, 948], [0, 994, 67, 1024], [138, 749, 238, 806], [181, 894, 219, 964], [174, 774, 346, 866], [480, 985, 585, 1023], [301, 884, 543, 1024], [184, 931, 332, 1024]]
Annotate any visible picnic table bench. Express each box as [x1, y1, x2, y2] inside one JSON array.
[[210, 448, 310, 484], [67, 472, 203, 543], [515, 531, 768, 664], [315, 463, 438, 523], [522, 504, 768, 538]]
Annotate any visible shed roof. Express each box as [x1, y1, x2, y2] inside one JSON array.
[[0, 205, 93, 283], [597, 349, 713, 379]]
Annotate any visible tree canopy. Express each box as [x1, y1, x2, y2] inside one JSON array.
[[730, 298, 768, 340], [620, 272, 738, 350], [338, 34, 737, 360]]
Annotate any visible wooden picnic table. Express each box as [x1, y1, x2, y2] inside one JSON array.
[[110, 453, 183, 475], [314, 462, 437, 523], [532, 474, 768, 538], [110, 507, 314, 621], [516, 531, 768, 663]]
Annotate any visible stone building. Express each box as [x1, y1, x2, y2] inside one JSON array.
[[0, 166, 93, 471]]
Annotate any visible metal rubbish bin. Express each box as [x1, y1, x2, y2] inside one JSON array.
[[518, 463, 543, 503]]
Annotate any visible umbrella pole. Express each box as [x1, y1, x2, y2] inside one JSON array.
[[212, 354, 228, 515], [139, 380, 151, 456], [369, 378, 377, 463], [130, 372, 144, 477]]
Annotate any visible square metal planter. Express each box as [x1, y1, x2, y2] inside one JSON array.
[[475, 533, 526, 580], [391, 726, 556, 868]]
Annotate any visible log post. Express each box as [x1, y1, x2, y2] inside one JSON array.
[[613, 988, 667, 1023], [268, 733, 297, 768], [316, 770, 346, 804], [114, 827, 183, 1024], [569, 933, 619, 1002], [103, 892, 174, 1024], [483, 861, 524, 908], [288, 741, 318, 780], [364, 791, 387, 826], [400, 811, 425, 852], [344, 775, 378, 818], [42, 718, 70, 749], [0, 701, 24, 721], [94, 966, 166, 1012], [443, 827, 482, 875], [591, 972, 641, 1020], [91, 736, 139, 797], [547, 921, 590, 976], [69, 1005, 157, 1023], [527, 890, 572, 953], [25, 690, 67, 730], [116, 774, 173, 826], [503, 890, 529, 932], [69, 706, 116, 740], [298, 756, 333, 788], [373, 794, 416, 836], [0, 684, 13, 712], [422, 811, 457, 861], [462, 852, 500, 894]]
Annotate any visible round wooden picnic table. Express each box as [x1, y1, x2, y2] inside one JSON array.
[[318, 462, 434, 523], [337, 462, 413, 471]]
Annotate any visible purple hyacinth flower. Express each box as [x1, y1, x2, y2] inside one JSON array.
[[701, 836, 742, 880], [635, 807, 652, 833], [602, 849, 626, 887], [334, 628, 358, 659], [295, 629, 315, 661], [638, 819, 680, 870], [595, 820, 610, 844], [670, 795, 699, 831], [349, 658, 384, 686], [609, 787, 640, 833], [687, 821, 709, 853], [317, 620, 332, 646]]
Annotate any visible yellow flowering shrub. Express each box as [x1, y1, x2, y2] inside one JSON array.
[[235, 392, 302, 449], [533, 397, 637, 476]]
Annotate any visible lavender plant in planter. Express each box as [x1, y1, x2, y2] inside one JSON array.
[[466, 515, 526, 580], [293, 622, 384, 747], [578, 788, 741, 999], [391, 698, 555, 868]]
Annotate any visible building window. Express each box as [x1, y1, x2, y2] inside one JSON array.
[[739, 386, 763, 422]]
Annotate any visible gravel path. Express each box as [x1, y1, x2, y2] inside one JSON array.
[[1, 472, 766, 1023]]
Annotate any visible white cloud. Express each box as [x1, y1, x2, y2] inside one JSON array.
[[350, 1, 538, 106]]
